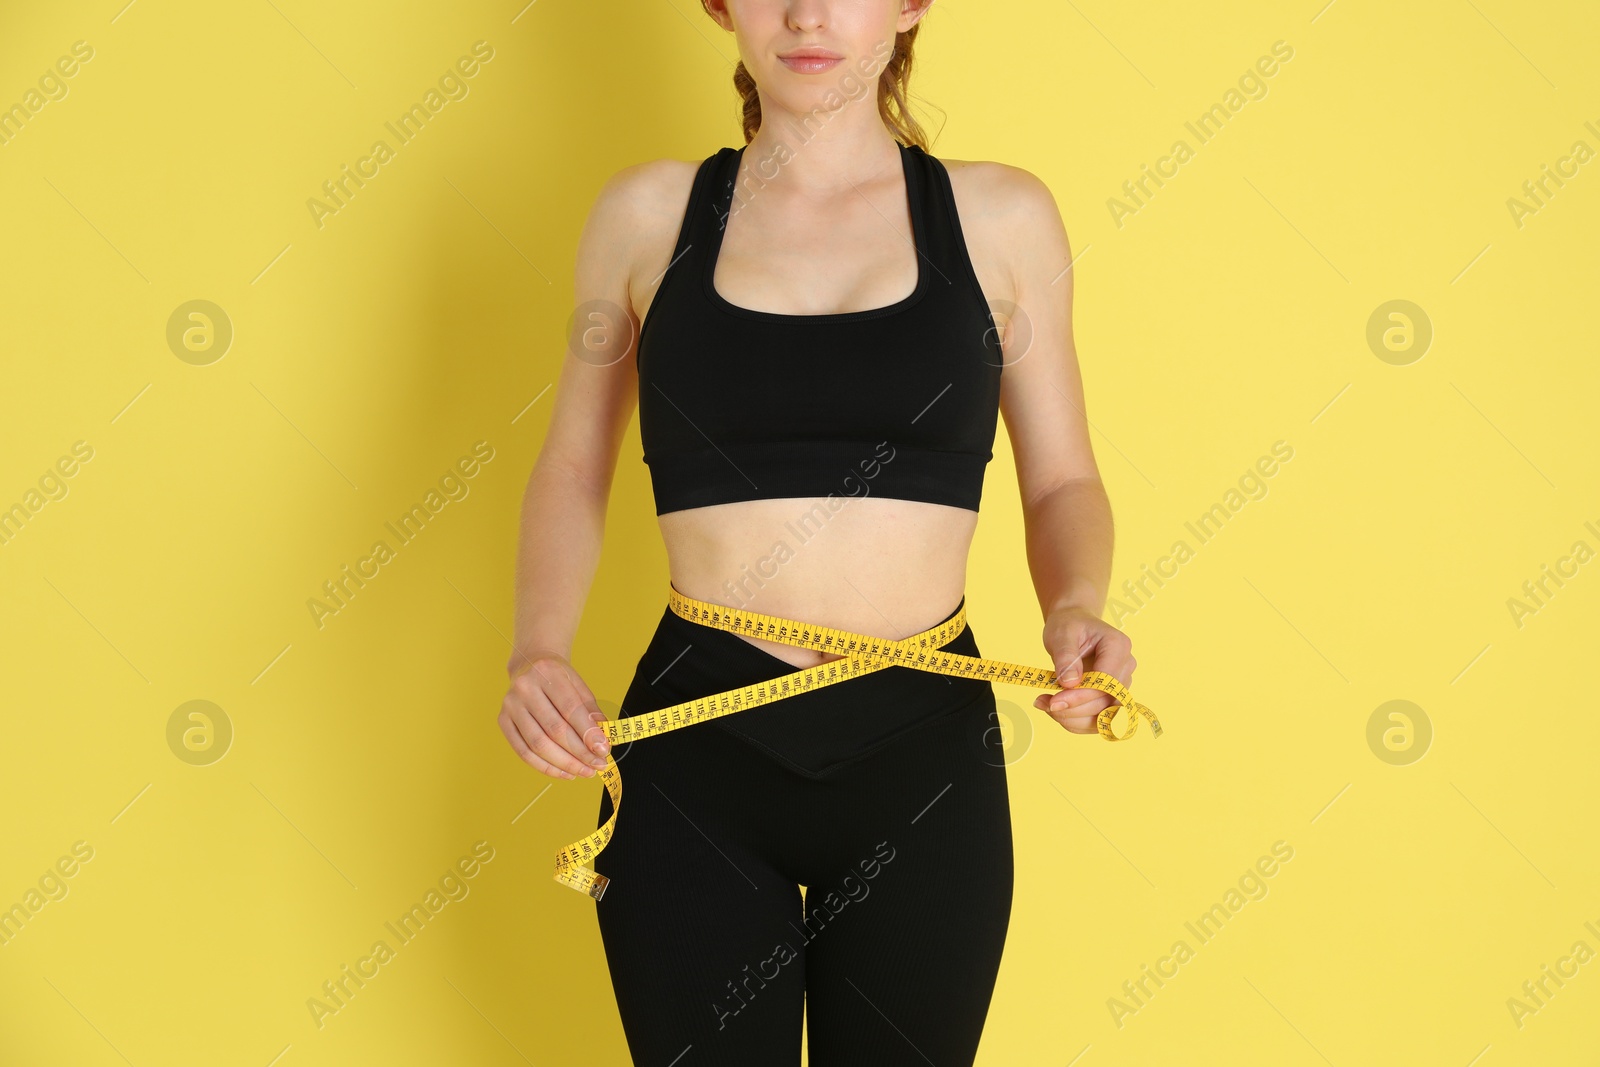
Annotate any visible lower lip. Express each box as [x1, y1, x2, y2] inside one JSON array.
[[781, 55, 843, 73]]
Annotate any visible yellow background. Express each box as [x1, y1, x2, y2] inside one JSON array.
[[2, 0, 1597, 1063]]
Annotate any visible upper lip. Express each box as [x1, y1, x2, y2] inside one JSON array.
[[779, 48, 843, 59]]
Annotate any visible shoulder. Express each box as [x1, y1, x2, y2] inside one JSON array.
[[575, 154, 712, 312], [924, 152, 1070, 297], [931, 153, 1063, 233], [585, 154, 705, 240]]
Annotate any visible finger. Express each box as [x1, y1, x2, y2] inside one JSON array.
[[498, 705, 575, 779], [1039, 685, 1112, 710], [1052, 648, 1084, 688], [1046, 704, 1103, 735], [1053, 633, 1140, 713], [522, 688, 606, 775], [1047, 639, 1088, 712], [1043, 622, 1086, 711], [1037, 690, 1113, 718], [504, 689, 597, 778], [1085, 643, 1138, 691], [1036, 690, 1111, 713], [555, 664, 612, 758], [522, 661, 610, 771]]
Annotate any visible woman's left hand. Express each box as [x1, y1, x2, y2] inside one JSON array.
[[1033, 605, 1136, 735]]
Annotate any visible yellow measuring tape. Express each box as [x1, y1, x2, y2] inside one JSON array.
[[554, 585, 1163, 899]]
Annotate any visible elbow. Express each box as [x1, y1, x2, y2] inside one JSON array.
[[534, 454, 613, 510], [1021, 473, 1105, 514]]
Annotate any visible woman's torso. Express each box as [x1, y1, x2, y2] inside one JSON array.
[[629, 140, 1008, 667]]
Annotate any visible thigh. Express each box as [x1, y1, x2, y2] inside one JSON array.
[[593, 721, 808, 1065], [801, 697, 1015, 1066]]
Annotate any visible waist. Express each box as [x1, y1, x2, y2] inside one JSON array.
[[623, 584, 996, 763], [659, 497, 976, 660], [608, 586, 994, 785]]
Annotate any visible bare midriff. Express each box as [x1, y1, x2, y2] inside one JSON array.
[[657, 496, 978, 669]]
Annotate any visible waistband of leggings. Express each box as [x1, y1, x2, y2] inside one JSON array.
[[663, 584, 971, 646]]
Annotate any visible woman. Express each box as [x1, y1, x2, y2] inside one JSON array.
[[499, 1, 1142, 1061]]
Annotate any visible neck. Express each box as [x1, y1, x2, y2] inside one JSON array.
[[742, 103, 902, 199]]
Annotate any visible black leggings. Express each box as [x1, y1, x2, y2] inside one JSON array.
[[593, 596, 1014, 1065]]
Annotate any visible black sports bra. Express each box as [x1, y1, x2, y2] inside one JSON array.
[[636, 141, 1003, 516]]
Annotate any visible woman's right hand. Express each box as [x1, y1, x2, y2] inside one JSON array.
[[498, 651, 612, 779]]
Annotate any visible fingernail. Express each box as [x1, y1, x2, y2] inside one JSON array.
[[560, 770, 575, 780]]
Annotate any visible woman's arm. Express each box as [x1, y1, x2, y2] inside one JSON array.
[[505, 167, 647, 670], [985, 165, 1132, 732], [498, 160, 677, 777]]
